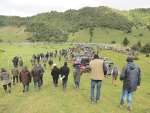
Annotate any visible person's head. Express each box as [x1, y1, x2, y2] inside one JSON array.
[[38, 64, 41, 67], [1, 68, 6, 72], [76, 65, 79, 69], [114, 66, 117, 69], [64, 62, 67, 66], [24, 66, 28, 69], [94, 54, 99, 59], [33, 64, 37, 67], [126, 57, 133, 63], [53, 63, 57, 67]]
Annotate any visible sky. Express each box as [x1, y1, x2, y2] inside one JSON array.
[[0, 0, 150, 17]]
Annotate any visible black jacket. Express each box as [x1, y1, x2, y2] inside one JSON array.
[[60, 65, 70, 80], [120, 63, 141, 92], [12, 57, 19, 65], [48, 60, 53, 65], [51, 66, 60, 78]]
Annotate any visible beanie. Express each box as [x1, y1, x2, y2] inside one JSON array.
[[64, 62, 67, 65], [126, 57, 133, 62]]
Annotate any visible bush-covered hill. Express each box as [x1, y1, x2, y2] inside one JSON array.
[[0, 6, 150, 42]]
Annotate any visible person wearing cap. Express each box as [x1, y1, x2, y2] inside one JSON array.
[[11, 65, 19, 85], [111, 66, 119, 86], [60, 62, 70, 91], [73, 65, 82, 90], [19, 66, 31, 92], [51, 63, 60, 88], [0, 68, 12, 94], [89, 54, 107, 104], [118, 57, 141, 111], [38, 64, 45, 86], [30, 64, 43, 92]]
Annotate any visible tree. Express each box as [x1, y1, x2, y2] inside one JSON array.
[[137, 41, 142, 48], [147, 25, 150, 31], [89, 27, 94, 42], [111, 40, 116, 44], [131, 44, 140, 51], [141, 43, 150, 53], [122, 37, 129, 46]]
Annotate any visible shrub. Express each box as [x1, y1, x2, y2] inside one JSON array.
[[131, 44, 140, 51], [0, 49, 5, 52], [33, 45, 36, 47], [146, 54, 149, 57], [141, 43, 150, 53], [111, 40, 116, 44], [127, 55, 139, 60], [0, 39, 3, 43]]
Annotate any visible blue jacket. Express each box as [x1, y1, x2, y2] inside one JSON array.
[[38, 66, 45, 77]]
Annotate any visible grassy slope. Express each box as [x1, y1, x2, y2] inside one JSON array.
[[0, 26, 31, 43], [0, 44, 150, 113], [68, 26, 150, 46]]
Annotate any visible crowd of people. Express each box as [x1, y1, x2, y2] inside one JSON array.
[[0, 45, 143, 111]]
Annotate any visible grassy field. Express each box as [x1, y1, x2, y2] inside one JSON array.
[[0, 43, 150, 113]]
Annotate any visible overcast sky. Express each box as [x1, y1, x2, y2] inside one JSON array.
[[0, 0, 150, 17]]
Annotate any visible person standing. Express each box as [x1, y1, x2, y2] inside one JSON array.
[[19, 57, 23, 70], [58, 54, 61, 62], [36, 54, 40, 64], [45, 52, 49, 61], [118, 57, 141, 111], [38, 64, 45, 86], [64, 55, 68, 63], [89, 54, 107, 104], [42, 57, 47, 69], [11, 65, 19, 85], [0, 68, 12, 94], [31, 57, 36, 67], [51, 63, 60, 88], [12, 55, 19, 67], [48, 59, 53, 70], [60, 62, 70, 91], [73, 65, 82, 90], [30, 64, 43, 92], [19, 66, 31, 92], [111, 66, 119, 86]]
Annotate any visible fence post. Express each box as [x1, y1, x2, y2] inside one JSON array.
[[8, 60, 9, 67]]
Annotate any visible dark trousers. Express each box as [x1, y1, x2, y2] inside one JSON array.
[[40, 76, 43, 85], [13, 76, 18, 83], [53, 78, 58, 85], [3, 82, 11, 90], [62, 78, 68, 87], [37, 60, 40, 64]]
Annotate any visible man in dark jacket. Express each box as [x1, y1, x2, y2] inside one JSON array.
[[89, 54, 107, 104], [30, 64, 43, 92], [60, 62, 70, 91], [118, 57, 141, 111], [51, 63, 60, 88], [45, 52, 49, 61], [38, 64, 45, 86], [48, 59, 53, 70], [0, 68, 12, 94], [12, 55, 19, 67], [19, 66, 31, 92], [36, 54, 40, 64]]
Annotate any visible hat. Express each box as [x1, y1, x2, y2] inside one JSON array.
[[53, 63, 57, 66], [94, 54, 99, 59], [24, 66, 28, 69], [126, 57, 133, 62], [64, 62, 67, 65], [114, 66, 117, 68]]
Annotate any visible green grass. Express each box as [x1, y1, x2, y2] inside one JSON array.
[[0, 44, 150, 113]]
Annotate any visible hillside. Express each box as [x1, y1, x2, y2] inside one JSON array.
[[0, 6, 150, 43]]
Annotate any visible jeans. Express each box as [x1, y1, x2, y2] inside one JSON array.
[[23, 84, 29, 89], [53, 78, 58, 84], [44, 64, 46, 68], [13, 76, 18, 83], [40, 76, 43, 85], [121, 89, 133, 103], [75, 83, 80, 86], [91, 80, 102, 102], [34, 80, 41, 88], [62, 78, 68, 87]]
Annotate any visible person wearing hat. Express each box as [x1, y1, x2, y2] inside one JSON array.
[[11, 65, 19, 85], [19, 66, 31, 92], [38, 64, 45, 86], [89, 54, 107, 104], [111, 66, 119, 86], [51, 63, 60, 88], [60, 62, 70, 91], [73, 65, 82, 90], [118, 57, 141, 111], [0, 68, 12, 94]]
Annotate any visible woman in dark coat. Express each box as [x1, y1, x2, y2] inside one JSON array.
[[48, 59, 53, 70], [73, 65, 82, 90]]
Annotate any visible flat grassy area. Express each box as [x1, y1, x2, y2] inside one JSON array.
[[0, 44, 150, 113]]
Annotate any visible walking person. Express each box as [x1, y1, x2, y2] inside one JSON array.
[[89, 54, 107, 104], [36, 54, 40, 64], [12, 55, 19, 67], [45, 52, 49, 61], [11, 65, 19, 85], [48, 59, 53, 70], [30, 64, 43, 92], [118, 57, 141, 111], [73, 65, 82, 90], [42, 57, 47, 69], [64, 55, 68, 63], [38, 64, 45, 86], [51, 63, 60, 88], [60, 62, 70, 91], [31, 57, 36, 67], [19, 57, 23, 71], [0, 68, 12, 94], [58, 54, 61, 62], [19, 66, 31, 92], [111, 66, 119, 86]]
